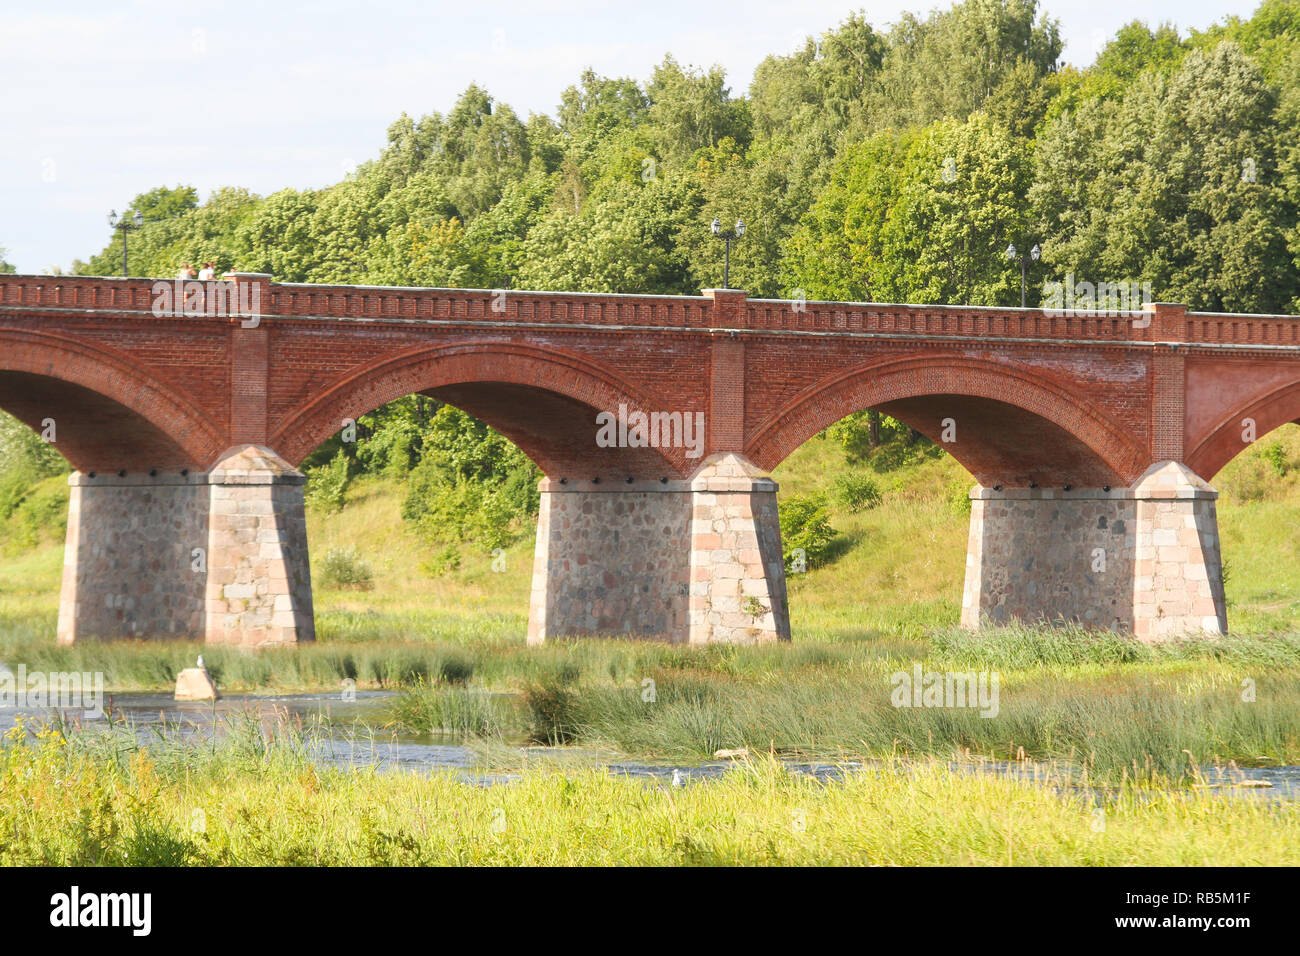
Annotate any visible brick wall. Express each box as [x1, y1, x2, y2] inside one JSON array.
[[2, 275, 1298, 486]]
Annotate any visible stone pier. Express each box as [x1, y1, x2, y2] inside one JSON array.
[[203, 446, 314, 646], [961, 461, 1227, 639], [527, 453, 790, 644], [57, 445, 314, 645], [57, 470, 209, 642]]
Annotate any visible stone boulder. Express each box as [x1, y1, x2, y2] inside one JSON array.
[[174, 667, 218, 701]]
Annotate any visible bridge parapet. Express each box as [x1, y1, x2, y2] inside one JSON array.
[[3, 273, 1298, 348], [1, 275, 170, 312], [270, 282, 718, 328], [1183, 308, 1300, 347], [746, 297, 1159, 341]]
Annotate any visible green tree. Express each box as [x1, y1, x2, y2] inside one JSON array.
[[558, 69, 649, 166], [1094, 20, 1186, 82], [872, 0, 1062, 130], [515, 179, 680, 293], [239, 188, 320, 281], [1033, 42, 1298, 312], [82, 185, 201, 276], [1189, 0, 1300, 81], [401, 405, 540, 553], [0, 412, 67, 519], [790, 113, 1033, 305], [645, 56, 751, 164], [462, 172, 556, 288]]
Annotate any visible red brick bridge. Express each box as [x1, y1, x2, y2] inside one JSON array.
[[2, 273, 1297, 644]]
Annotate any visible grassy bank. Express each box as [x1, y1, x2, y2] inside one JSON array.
[[3, 720, 1295, 866]]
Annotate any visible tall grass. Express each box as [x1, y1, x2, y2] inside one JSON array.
[[6, 618, 1299, 785], [375, 628, 1300, 783], [930, 622, 1300, 669], [2, 718, 1295, 866]]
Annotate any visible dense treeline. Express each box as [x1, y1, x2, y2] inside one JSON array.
[[72, 0, 1300, 314], [18, 0, 1300, 566]]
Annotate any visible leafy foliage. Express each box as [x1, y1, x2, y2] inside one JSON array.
[[0, 414, 67, 520], [316, 546, 375, 590], [399, 406, 540, 558], [66, 0, 1300, 318], [832, 472, 883, 512], [304, 451, 351, 514], [778, 494, 839, 569]]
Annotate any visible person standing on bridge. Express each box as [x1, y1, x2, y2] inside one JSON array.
[[198, 262, 216, 280], [177, 263, 195, 280]]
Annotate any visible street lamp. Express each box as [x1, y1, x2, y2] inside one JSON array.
[[107, 209, 144, 277], [710, 217, 745, 289], [1005, 241, 1040, 308]]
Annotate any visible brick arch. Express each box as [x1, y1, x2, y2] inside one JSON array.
[[1186, 377, 1300, 479], [746, 355, 1149, 487], [270, 342, 691, 477], [0, 329, 225, 471]]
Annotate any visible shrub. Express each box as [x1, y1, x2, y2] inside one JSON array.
[[523, 677, 581, 744], [316, 545, 374, 590], [946, 476, 973, 515], [402, 425, 539, 553], [1261, 441, 1289, 478], [778, 493, 838, 569], [305, 451, 351, 513], [419, 543, 462, 577], [832, 471, 882, 512], [0, 413, 67, 537], [2, 474, 70, 553]]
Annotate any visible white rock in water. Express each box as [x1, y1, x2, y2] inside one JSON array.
[[713, 748, 749, 760], [175, 667, 217, 701]]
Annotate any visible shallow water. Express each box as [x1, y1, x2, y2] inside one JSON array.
[[4, 690, 1297, 799]]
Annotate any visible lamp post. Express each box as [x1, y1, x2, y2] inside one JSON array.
[[107, 209, 144, 277], [710, 217, 745, 289], [1005, 241, 1040, 308]]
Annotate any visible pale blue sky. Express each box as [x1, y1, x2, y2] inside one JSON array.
[[0, 0, 1263, 273]]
